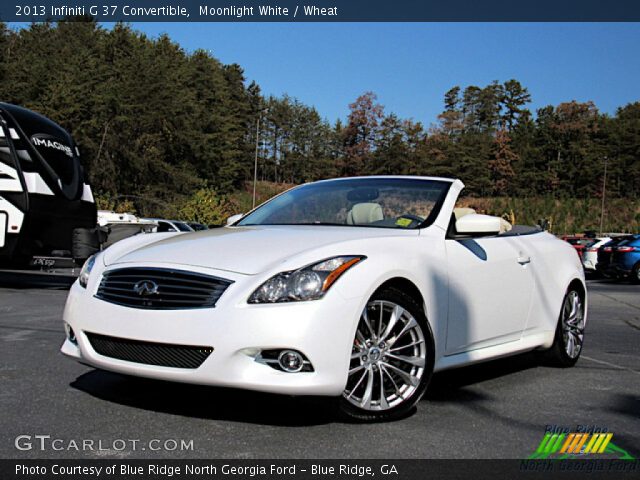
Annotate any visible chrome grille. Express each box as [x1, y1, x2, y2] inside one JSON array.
[[86, 332, 213, 368], [95, 267, 232, 309]]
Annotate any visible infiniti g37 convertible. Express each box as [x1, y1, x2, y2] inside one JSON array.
[[62, 176, 586, 421]]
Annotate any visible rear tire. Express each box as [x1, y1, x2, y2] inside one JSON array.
[[339, 287, 434, 422], [542, 286, 586, 367]]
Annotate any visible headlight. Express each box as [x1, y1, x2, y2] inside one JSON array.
[[248, 255, 366, 304], [78, 254, 97, 288]]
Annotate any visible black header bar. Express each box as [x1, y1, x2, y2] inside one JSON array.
[[2, 0, 640, 22], [2, 459, 640, 480]]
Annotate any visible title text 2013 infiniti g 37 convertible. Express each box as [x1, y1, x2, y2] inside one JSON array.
[[62, 176, 586, 421]]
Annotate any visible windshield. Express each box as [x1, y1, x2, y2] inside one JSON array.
[[237, 178, 451, 229], [174, 222, 193, 232]]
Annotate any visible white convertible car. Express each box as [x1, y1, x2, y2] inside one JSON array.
[[62, 176, 586, 421]]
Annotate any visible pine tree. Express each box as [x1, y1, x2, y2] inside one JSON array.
[[501, 79, 531, 131], [489, 130, 517, 195]]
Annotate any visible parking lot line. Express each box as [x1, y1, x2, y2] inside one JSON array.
[[581, 355, 640, 375]]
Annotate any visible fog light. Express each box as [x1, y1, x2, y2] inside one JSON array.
[[64, 323, 77, 345], [278, 350, 304, 373]]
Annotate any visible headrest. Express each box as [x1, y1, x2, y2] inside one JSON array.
[[347, 203, 384, 225], [453, 207, 476, 220], [499, 218, 513, 233]]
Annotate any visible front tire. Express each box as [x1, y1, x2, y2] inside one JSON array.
[[542, 286, 586, 367], [339, 287, 434, 422]]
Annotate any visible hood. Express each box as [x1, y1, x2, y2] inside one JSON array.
[[104, 225, 416, 275]]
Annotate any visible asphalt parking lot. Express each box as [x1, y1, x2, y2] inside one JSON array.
[[0, 280, 638, 459]]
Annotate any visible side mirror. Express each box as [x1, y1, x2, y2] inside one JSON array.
[[456, 214, 501, 236], [226, 213, 244, 226]]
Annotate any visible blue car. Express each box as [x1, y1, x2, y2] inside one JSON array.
[[606, 234, 640, 283]]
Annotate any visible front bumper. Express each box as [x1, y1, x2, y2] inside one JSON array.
[[61, 263, 364, 396]]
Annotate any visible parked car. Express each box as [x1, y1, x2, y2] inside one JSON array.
[[582, 237, 611, 274], [606, 235, 640, 283], [142, 218, 194, 233], [561, 235, 592, 260], [96, 210, 157, 248], [63, 176, 586, 421], [596, 235, 634, 278]]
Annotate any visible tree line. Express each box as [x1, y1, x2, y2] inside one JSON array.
[[0, 20, 638, 210]]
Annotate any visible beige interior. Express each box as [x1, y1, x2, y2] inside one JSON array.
[[499, 218, 512, 233], [453, 207, 512, 234], [347, 203, 384, 225], [453, 207, 476, 220]]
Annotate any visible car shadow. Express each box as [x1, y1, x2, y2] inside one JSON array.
[[425, 351, 539, 402], [71, 351, 541, 426], [610, 393, 640, 421], [70, 369, 338, 427]]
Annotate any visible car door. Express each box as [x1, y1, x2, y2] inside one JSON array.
[[444, 233, 535, 355]]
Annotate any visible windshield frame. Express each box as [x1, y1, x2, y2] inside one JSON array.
[[174, 221, 194, 232], [236, 177, 452, 230]]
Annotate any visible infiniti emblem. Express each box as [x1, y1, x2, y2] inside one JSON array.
[[133, 280, 159, 296]]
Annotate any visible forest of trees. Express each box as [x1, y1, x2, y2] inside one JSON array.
[[0, 20, 638, 224]]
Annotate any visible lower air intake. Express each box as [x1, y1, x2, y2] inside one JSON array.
[[86, 332, 213, 369]]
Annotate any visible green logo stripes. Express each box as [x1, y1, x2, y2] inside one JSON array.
[[529, 433, 635, 460]]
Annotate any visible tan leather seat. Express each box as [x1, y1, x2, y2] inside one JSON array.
[[347, 203, 384, 225], [453, 207, 476, 220], [499, 218, 513, 234], [454, 207, 512, 233]]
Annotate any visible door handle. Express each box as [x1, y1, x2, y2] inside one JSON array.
[[517, 256, 531, 265]]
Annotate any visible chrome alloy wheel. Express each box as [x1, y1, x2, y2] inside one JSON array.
[[343, 300, 427, 411], [561, 290, 585, 359]]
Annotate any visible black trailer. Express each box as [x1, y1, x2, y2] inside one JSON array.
[[0, 103, 97, 271]]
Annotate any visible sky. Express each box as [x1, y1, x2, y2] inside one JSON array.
[[17, 22, 640, 126]]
